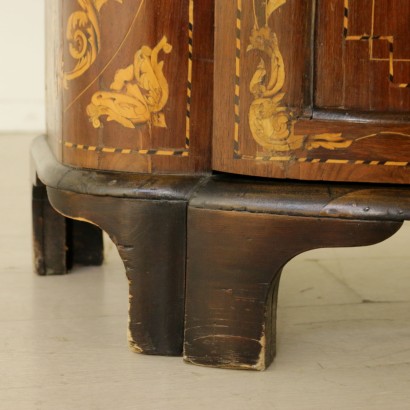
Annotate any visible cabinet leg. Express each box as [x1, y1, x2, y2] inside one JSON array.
[[32, 183, 66, 275], [66, 218, 104, 268], [32, 183, 103, 275], [184, 208, 402, 370], [47, 187, 187, 356]]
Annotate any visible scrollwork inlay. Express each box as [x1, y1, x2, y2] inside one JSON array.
[[247, 0, 352, 152], [86, 36, 172, 129], [63, 0, 123, 88]]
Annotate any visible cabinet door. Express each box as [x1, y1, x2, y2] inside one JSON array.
[[46, 0, 214, 174], [213, 0, 410, 183]]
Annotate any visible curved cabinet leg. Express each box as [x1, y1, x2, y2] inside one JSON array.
[[32, 182, 103, 275], [47, 187, 186, 356], [32, 182, 66, 275], [184, 207, 402, 370], [66, 218, 104, 268]]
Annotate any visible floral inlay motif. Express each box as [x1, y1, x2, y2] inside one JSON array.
[[87, 36, 172, 129], [247, 0, 352, 152], [64, 0, 123, 88]]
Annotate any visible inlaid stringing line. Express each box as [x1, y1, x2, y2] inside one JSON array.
[[64, 142, 189, 157], [186, 0, 194, 149], [344, 0, 410, 88], [233, 0, 242, 157], [240, 152, 409, 167]]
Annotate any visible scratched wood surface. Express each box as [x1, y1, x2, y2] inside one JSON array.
[[212, 0, 410, 183], [46, 0, 214, 174], [48, 187, 188, 355], [183, 175, 410, 370], [184, 205, 402, 370], [32, 182, 103, 276]]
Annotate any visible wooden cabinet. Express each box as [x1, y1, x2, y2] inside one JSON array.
[[213, 0, 410, 183], [38, 0, 410, 370], [47, 0, 410, 183]]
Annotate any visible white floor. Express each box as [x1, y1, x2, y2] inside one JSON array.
[[1, 134, 410, 409]]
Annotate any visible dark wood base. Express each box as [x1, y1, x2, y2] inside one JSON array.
[[47, 187, 187, 355], [32, 181, 103, 275], [183, 177, 406, 370], [31, 135, 202, 356], [31, 136, 410, 369]]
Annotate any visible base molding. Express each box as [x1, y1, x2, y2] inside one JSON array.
[[31, 136, 410, 369]]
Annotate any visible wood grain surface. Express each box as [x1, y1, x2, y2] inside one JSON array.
[[183, 175, 410, 369], [212, 0, 410, 183], [184, 207, 402, 370], [47, 187, 188, 356], [46, 0, 214, 174], [32, 134, 204, 354], [46, 0, 410, 183]]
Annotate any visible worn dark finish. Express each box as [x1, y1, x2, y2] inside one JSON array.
[[32, 134, 204, 355], [32, 182, 67, 275], [184, 177, 407, 370], [32, 180, 103, 275], [32, 135, 201, 200], [32, 136, 201, 355], [66, 219, 104, 268], [189, 176, 410, 221], [47, 187, 187, 356]]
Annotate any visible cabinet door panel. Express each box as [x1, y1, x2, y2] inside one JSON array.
[[213, 0, 410, 184], [315, 0, 410, 112]]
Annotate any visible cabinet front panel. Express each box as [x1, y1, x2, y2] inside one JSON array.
[[316, 0, 410, 112], [213, 0, 410, 184], [47, 0, 214, 174]]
